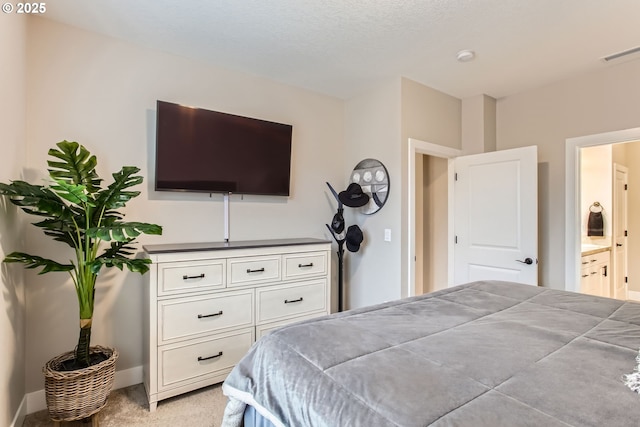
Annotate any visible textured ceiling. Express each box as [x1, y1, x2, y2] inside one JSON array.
[[42, 0, 640, 99]]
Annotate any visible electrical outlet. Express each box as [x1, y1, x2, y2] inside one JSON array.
[[384, 229, 391, 242]]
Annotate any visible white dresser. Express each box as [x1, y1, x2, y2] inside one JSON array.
[[142, 238, 332, 411]]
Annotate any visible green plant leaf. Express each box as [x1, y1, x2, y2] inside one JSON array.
[[0, 181, 82, 249], [86, 222, 162, 242], [0, 181, 68, 218], [50, 179, 92, 206], [3, 252, 74, 274], [90, 255, 152, 275], [94, 166, 142, 211], [47, 141, 101, 192], [99, 240, 135, 257], [91, 241, 152, 274]]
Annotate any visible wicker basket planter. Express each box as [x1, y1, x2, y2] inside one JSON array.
[[43, 346, 119, 422]]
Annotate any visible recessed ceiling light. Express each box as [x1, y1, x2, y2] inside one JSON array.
[[456, 50, 475, 62]]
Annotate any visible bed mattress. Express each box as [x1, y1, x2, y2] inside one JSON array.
[[222, 280, 640, 426]]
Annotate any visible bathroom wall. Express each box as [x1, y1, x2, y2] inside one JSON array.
[[580, 145, 612, 243]]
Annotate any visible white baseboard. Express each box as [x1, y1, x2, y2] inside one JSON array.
[[113, 365, 143, 391], [25, 365, 143, 415], [628, 291, 640, 301], [25, 389, 45, 416], [10, 395, 27, 427]]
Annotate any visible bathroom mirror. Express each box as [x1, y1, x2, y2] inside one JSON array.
[[349, 158, 389, 215]]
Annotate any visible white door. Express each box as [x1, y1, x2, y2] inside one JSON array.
[[453, 146, 538, 286], [613, 163, 628, 300]]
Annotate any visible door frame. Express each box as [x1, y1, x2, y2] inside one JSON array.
[[565, 127, 640, 293], [613, 163, 629, 299], [407, 138, 461, 298]]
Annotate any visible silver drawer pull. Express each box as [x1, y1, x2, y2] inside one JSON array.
[[197, 351, 223, 362], [284, 297, 304, 304], [183, 273, 205, 280], [198, 310, 223, 319], [298, 263, 314, 268], [247, 267, 265, 273]]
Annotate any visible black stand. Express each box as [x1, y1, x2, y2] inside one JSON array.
[[325, 182, 346, 312], [325, 221, 345, 312]]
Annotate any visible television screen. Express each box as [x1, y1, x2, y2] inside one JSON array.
[[155, 100, 292, 196]]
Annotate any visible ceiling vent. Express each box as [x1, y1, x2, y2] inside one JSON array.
[[601, 46, 640, 62]]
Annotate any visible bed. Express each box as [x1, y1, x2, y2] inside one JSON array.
[[221, 280, 640, 426]]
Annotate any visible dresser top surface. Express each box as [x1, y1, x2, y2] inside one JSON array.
[[143, 238, 331, 254]]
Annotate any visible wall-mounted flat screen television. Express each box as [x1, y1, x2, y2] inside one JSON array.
[[155, 100, 292, 196]]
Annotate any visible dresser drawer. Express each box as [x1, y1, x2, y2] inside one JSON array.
[[582, 250, 610, 265], [283, 252, 327, 280], [256, 279, 327, 324], [159, 291, 253, 343], [228, 255, 281, 287], [159, 260, 225, 296], [159, 329, 253, 390]]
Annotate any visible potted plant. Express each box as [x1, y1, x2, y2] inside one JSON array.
[[0, 140, 162, 422]]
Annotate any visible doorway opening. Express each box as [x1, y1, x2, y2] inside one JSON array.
[[415, 154, 450, 296], [407, 138, 460, 298], [578, 145, 630, 299], [565, 127, 640, 299]]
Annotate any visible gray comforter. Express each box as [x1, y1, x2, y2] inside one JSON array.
[[222, 280, 640, 426]]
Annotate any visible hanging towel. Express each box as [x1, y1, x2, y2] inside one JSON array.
[[587, 210, 604, 236]]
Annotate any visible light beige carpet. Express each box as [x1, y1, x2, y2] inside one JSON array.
[[22, 383, 227, 427]]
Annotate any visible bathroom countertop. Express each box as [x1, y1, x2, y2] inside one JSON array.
[[581, 244, 611, 256]]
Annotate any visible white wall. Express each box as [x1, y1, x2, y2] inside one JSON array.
[[23, 17, 344, 392], [497, 58, 640, 289], [0, 12, 27, 427]]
